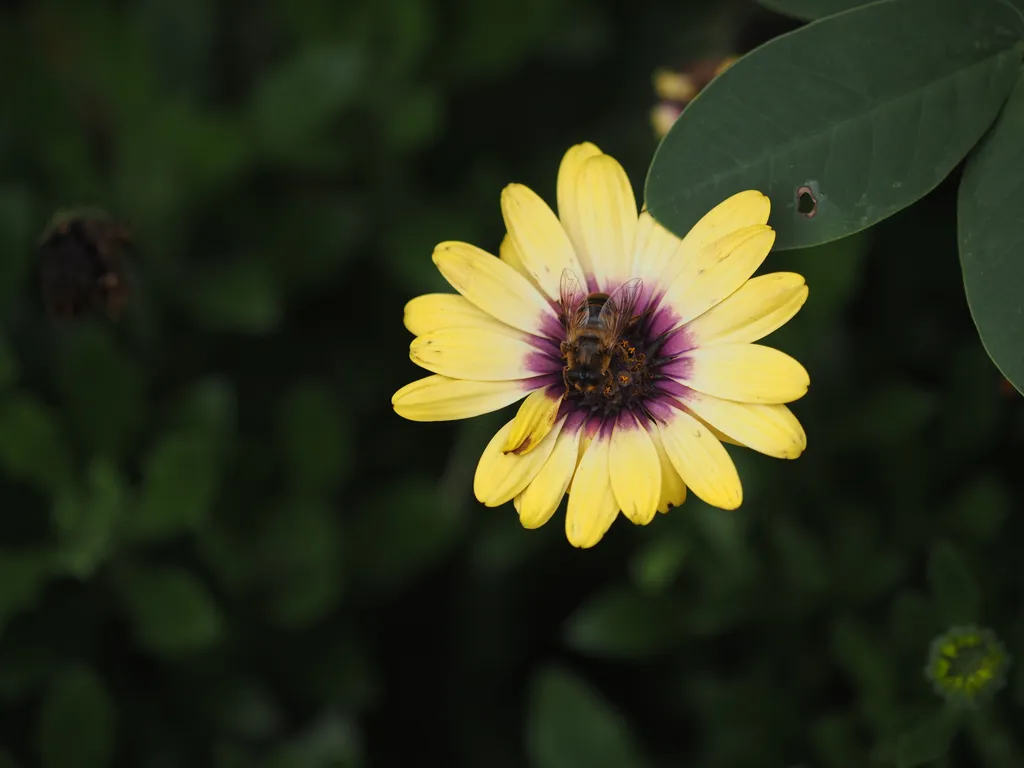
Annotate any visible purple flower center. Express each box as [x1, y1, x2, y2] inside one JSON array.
[[552, 286, 691, 422]]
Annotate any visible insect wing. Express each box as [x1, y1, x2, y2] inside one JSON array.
[[558, 269, 588, 331], [597, 278, 643, 342]]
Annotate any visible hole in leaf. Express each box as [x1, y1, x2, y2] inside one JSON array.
[[796, 186, 817, 218]]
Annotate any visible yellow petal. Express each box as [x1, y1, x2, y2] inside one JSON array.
[[403, 293, 511, 337], [410, 327, 543, 381], [684, 272, 808, 347], [669, 190, 771, 283], [657, 410, 742, 510], [676, 343, 809, 404], [392, 375, 530, 422], [574, 154, 638, 289], [513, 492, 523, 514], [649, 428, 687, 513], [432, 241, 554, 335], [474, 417, 564, 507], [632, 211, 682, 285], [689, 411, 744, 448], [499, 232, 527, 275], [519, 422, 581, 529], [501, 184, 584, 301], [683, 394, 806, 459], [566, 427, 594, 496], [661, 225, 776, 326], [502, 388, 564, 455], [565, 436, 619, 548], [557, 142, 603, 276], [608, 416, 661, 525]]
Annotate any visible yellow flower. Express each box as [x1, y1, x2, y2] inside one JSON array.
[[392, 143, 809, 548], [926, 625, 1010, 707]]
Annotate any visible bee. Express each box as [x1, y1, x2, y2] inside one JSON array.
[[558, 270, 647, 405]]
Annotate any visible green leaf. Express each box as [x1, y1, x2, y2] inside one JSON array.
[[250, 46, 364, 164], [288, 627, 381, 713], [115, 103, 253, 233], [262, 712, 362, 768], [526, 666, 649, 768], [128, 428, 222, 541], [757, 0, 877, 21], [0, 335, 18, 390], [628, 535, 689, 593], [944, 475, 1009, 542], [34, 667, 115, 768], [255, 498, 343, 629], [278, 381, 351, 494], [890, 589, 940, 651], [563, 587, 682, 659], [768, 518, 830, 595], [830, 617, 897, 706], [0, 394, 73, 491], [167, 376, 236, 444], [53, 325, 144, 458], [959, 71, 1024, 395], [0, 550, 55, 633], [382, 85, 442, 152], [646, 0, 1024, 250], [189, 260, 282, 334], [117, 565, 224, 656], [895, 709, 959, 768], [0, 185, 34, 312], [927, 541, 981, 624], [52, 460, 126, 578], [348, 476, 464, 596]]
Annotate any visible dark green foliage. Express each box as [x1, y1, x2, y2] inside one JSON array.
[[33, 667, 115, 768], [959, 71, 1024, 395], [0, 0, 1021, 766], [756, 0, 879, 20], [646, 0, 1024, 250], [526, 666, 650, 768]]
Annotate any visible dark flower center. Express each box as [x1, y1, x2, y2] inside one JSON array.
[[559, 319, 657, 416]]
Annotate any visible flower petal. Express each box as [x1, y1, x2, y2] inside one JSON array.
[[474, 417, 564, 507], [498, 232, 527, 275], [557, 142, 603, 276], [519, 421, 582, 529], [432, 241, 554, 335], [682, 393, 806, 459], [410, 327, 548, 381], [649, 427, 687, 513], [565, 435, 619, 548], [657, 409, 742, 510], [684, 272, 808, 348], [670, 190, 771, 283], [609, 414, 661, 525], [632, 211, 682, 285], [673, 343, 809, 404], [661, 225, 776, 326], [501, 184, 584, 301], [574, 154, 638, 290], [689, 411, 744, 447], [392, 375, 532, 422], [404, 293, 512, 337], [502, 387, 564, 455]]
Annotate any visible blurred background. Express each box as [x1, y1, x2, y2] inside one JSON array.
[[0, 0, 1022, 766]]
